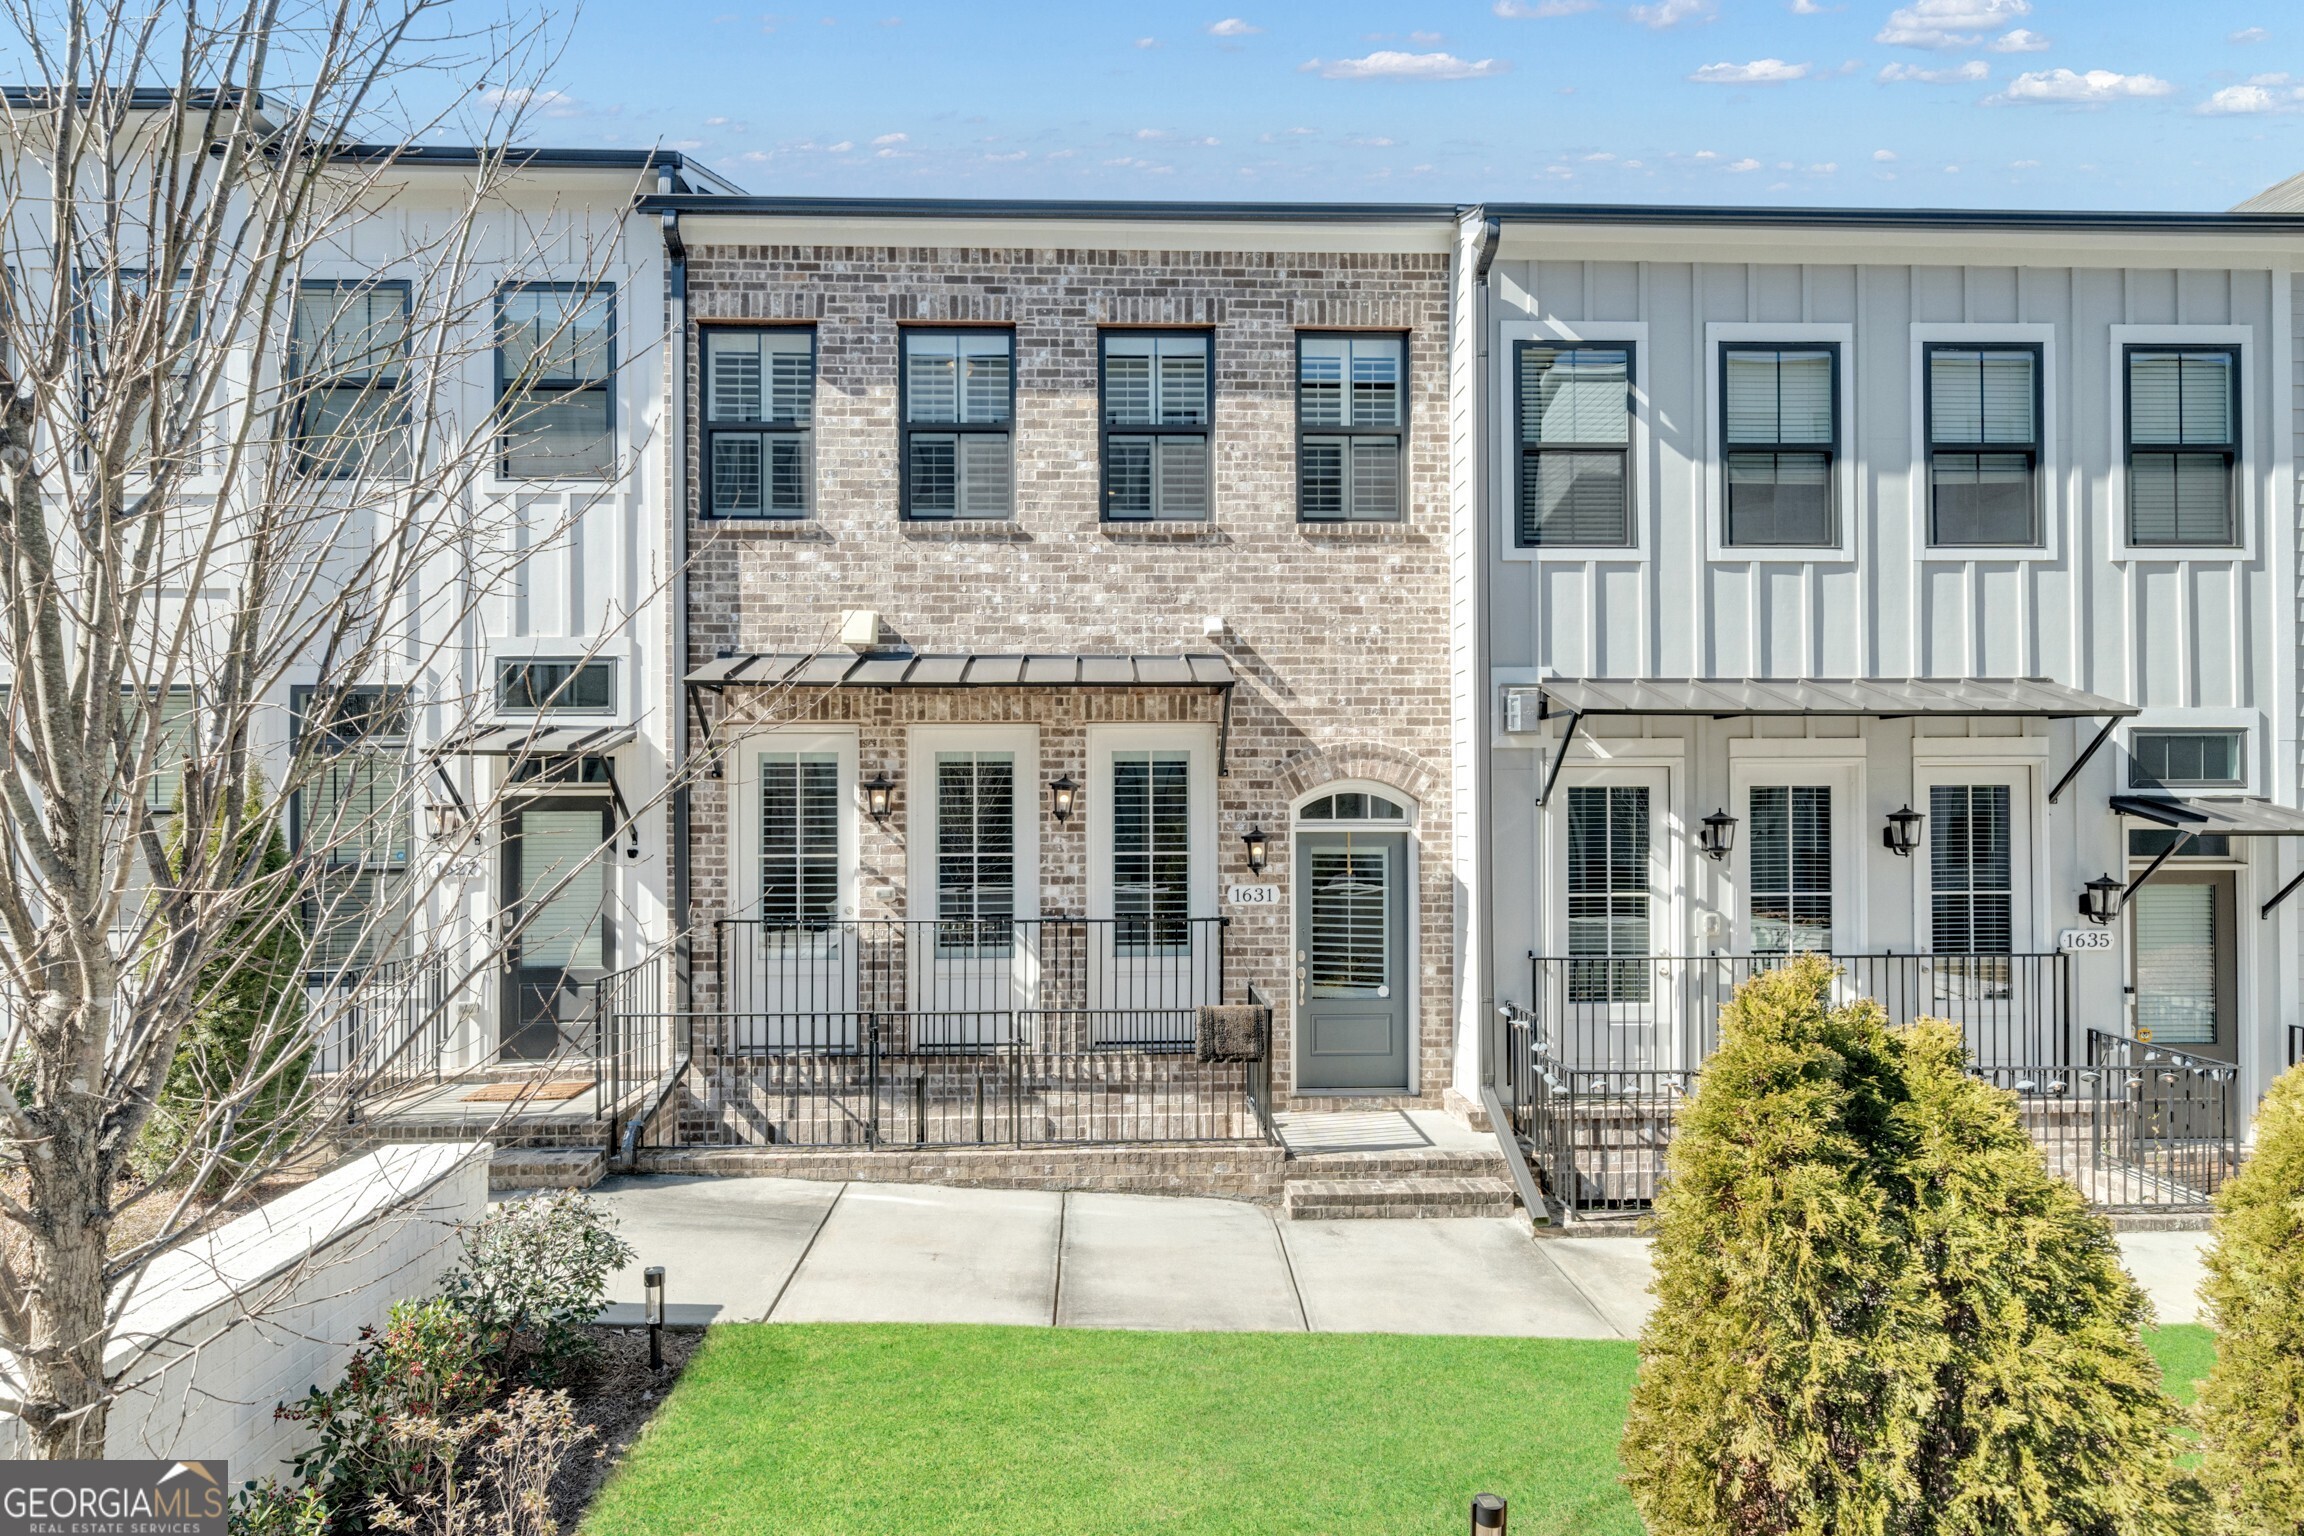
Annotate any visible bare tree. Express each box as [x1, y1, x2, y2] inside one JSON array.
[[0, 1, 675, 1457]]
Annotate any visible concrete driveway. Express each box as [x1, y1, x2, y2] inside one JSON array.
[[590, 1175, 2210, 1338]]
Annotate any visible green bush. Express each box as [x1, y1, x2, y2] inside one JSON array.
[[229, 1479, 327, 1536], [1620, 954, 2202, 1536], [441, 1190, 634, 1387], [2197, 1059, 2304, 1532]]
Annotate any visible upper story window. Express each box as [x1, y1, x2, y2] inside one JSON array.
[[291, 683, 413, 972], [902, 330, 1013, 520], [496, 658, 617, 716], [1516, 342, 1634, 547], [705, 329, 814, 518], [495, 284, 614, 480], [2128, 729, 2245, 790], [1925, 344, 2039, 547], [1722, 343, 1838, 548], [2126, 346, 2238, 547], [1297, 334, 1404, 522], [1101, 332, 1210, 521], [291, 282, 411, 480]]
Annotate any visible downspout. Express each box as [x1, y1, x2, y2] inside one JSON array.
[[1470, 211, 1501, 1088], [659, 174, 693, 1029]]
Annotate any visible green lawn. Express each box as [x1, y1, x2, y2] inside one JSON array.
[[580, 1323, 2219, 1536]]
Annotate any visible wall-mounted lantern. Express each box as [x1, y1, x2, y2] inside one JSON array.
[[863, 772, 895, 823], [1882, 804, 1924, 858], [1241, 825, 1269, 875], [1698, 807, 1738, 863], [424, 802, 468, 842], [1048, 775, 1079, 824], [2080, 872, 2124, 926]]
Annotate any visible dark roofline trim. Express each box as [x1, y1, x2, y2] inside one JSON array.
[[636, 194, 1460, 224], [1482, 202, 2304, 235]]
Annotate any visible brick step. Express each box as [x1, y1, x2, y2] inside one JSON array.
[[1282, 1175, 1519, 1221], [1284, 1149, 1507, 1180], [489, 1147, 605, 1194]]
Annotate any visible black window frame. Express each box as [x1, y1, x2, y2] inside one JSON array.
[[493, 280, 617, 482], [2126, 728, 2247, 790], [494, 657, 619, 717], [1514, 339, 1637, 549], [1098, 328, 1214, 523], [899, 326, 1017, 522], [1295, 330, 1408, 524], [1922, 340, 2044, 549], [2123, 343, 2241, 549], [1719, 340, 1842, 550], [701, 323, 817, 520], [287, 682, 415, 974], [289, 278, 414, 482]]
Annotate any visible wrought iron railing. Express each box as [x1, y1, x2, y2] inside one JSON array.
[[307, 952, 451, 1118]]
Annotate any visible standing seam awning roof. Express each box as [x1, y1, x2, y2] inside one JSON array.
[[685, 652, 1237, 689], [1531, 676, 2137, 719], [2110, 794, 2304, 837], [440, 723, 638, 756]]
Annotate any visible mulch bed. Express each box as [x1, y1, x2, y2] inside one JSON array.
[[549, 1323, 708, 1530]]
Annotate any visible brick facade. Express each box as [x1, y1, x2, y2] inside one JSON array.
[[681, 240, 1455, 1107]]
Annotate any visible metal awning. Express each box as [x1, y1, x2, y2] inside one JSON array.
[[2111, 794, 2304, 920], [440, 723, 637, 756], [1527, 676, 2137, 808]]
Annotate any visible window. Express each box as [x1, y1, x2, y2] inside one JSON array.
[[903, 330, 1013, 519], [2129, 829, 2232, 859], [291, 685, 413, 972], [1516, 343, 1633, 547], [1298, 791, 1407, 821], [495, 284, 614, 479], [1112, 751, 1189, 952], [935, 751, 1015, 948], [2126, 347, 2238, 546], [496, 659, 616, 715], [760, 752, 839, 929], [142, 691, 198, 813], [1749, 785, 1832, 951], [1101, 333, 1210, 521], [2128, 729, 2245, 789], [705, 329, 813, 517], [1566, 785, 1650, 1003], [1722, 344, 1838, 548], [1307, 846, 1390, 990], [1298, 334, 1404, 522], [1929, 785, 2013, 955], [80, 268, 198, 473], [291, 282, 410, 479], [1925, 344, 2039, 546]]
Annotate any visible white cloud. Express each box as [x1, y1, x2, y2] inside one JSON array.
[[1207, 17, 1261, 36], [1493, 0, 1597, 13], [871, 131, 909, 145], [1809, 161, 1839, 171], [1985, 67, 2174, 105], [1874, 147, 1898, 159], [2011, 157, 2040, 167], [1303, 50, 1511, 79], [1410, 30, 1446, 42], [1789, 0, 1833, 11], [2231, 26, 2270, 44], [826, 141, 853, 153], [1135, 127, 1169, 139], [2199, 76, 2304, 114], [1990, 28, 2049, 51], [1725, 157, 1762, 171], [1690, 57, 1811, 83], [1876, 0, 2028, 49], [1629, 0, 1715, 28], [1878, 59, 1988, 82], [1134, 36, 1159, 47]]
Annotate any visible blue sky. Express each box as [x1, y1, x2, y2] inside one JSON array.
[[518, 0, 2304, 209]]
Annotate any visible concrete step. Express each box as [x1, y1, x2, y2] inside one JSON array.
[[1282, 1174, 1519, 1221], [1284, 1148, 1507, 1180], [489, 1147, 605, 1194]]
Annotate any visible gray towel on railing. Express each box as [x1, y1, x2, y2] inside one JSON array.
[[1196, 1005, 1270, 1063]]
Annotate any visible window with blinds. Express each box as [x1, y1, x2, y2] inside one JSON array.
[[1112, 751, 1190, 953], [760, 752, 840, 930], [1722, 344, 1838, 547], [1516, 343, 1634, 548], [1566, 786, 1650, 1003], [1929, 784, 2013, 955], [514, 808, 609, 971], [495, 285, 615, 479], [290, 685, 412, 972], [1298, 333, 1405, 522], [1749, 785, 1832, 952], [2126, 346, 2238, 546], [904, 331, 1014, 519], [935, 751, 1016, 951], [2131, 883, 2218, 1045], [290, 282, 411, 479], [1926, 344, 2039, 546], [706, 329, 814, 517], [1102, 333, 1211, 521], [1308, 847, 1390, 991]]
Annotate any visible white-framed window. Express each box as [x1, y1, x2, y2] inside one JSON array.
[[1101, 331, 1211, 522], [908, 724, 1039, 940], [1729, 747, 1864, 952], [2107, 324, 2253, 561], [1087, 725, 1216, 940], [1925, 344, 2040, 547], [1706, 322, 1856, 562], [1297, 333, 1405, 522], [705, 327, 814, 518], [729, 730, 857, 927], [495, 657, 617, 716], [2116, 710, 2260, 797], [291, 281, 411, 480], [1516, 342, 1635, 548], [902, 330, 1014, 520], [495, 283, 615, 480], [1566, 782, 1651, 1000], [1927, 783, 2014, 955]]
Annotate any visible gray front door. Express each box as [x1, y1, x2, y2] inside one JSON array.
[[500, 799, 614, 1061], [2128, 869, 2236, 1063], [1295, 830, 1410, 1091]]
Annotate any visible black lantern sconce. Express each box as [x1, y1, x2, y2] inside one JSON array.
[[1241, 825, 1269, 875], [1048, 775, 1079, 824], [863, 772, 895, 823], [1882, 804, 1924, 858], [1698, 807, 1738, 862], [2080, 872, 2124, 927], [424, 801, 469, 842]]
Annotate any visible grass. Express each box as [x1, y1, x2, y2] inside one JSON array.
[[580, 1323, 2221, 1536]]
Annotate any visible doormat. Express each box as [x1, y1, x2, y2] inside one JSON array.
[[463, 1078, 593, 1103]]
